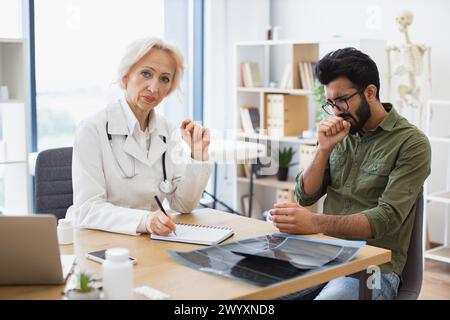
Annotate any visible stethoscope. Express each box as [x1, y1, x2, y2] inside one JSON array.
[[106, 122, 173, 194]]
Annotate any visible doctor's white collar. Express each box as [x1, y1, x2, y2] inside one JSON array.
[[106, 98, 169, 138]]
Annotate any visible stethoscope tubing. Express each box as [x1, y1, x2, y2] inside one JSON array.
[[106, 122, 171, 193]]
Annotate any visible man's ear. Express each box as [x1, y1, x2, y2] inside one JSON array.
[[365, 84, 378, 101]]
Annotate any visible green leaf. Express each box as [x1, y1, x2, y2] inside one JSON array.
[[276, 147, 296, 168], [311, 79, 326, 125], [76, 271, 93, 293]]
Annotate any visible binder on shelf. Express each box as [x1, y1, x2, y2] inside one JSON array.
[[276, 189, 295, 204], [265, 94, 309, 137], [299, 144, 317, 171]]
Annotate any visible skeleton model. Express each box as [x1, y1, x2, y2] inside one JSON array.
[[387, 10, 431, 128]]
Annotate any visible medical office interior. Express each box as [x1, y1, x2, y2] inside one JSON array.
[[0, 0, 449, 301]]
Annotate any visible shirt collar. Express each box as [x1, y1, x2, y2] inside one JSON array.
[[120, 98, 152, 138], [377, 103, 398, 132], [116, 98, 169, 138]]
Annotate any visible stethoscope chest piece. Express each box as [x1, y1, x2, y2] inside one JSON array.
[[159, 180, 173, 193]]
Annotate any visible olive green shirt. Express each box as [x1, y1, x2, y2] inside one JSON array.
[[295, 104, 431, 276]]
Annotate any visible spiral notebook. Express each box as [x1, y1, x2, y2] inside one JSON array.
[[150, 223, 234, 245]]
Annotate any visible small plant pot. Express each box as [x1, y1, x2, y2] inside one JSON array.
[[277, 167, 289, 181], [66, 288, 101, 300]]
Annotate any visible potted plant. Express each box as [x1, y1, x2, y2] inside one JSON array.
[[66, 271, 100, 300], [312, 79, 326, 126], [276, 147, 296, 181]]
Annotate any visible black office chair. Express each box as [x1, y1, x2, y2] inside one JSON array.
[[396, 194, 424, 300], [35, 147, 73, 220]]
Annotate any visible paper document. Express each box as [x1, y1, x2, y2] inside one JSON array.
[[150, 223, 234, 246]]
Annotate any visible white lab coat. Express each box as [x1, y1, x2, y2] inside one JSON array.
[[66, 100, 211, 235]]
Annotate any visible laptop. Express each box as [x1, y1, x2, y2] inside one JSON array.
[[0, 215, 76, 285]]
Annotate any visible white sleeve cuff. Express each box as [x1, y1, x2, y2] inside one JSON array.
[[136, 212, 151, 234]]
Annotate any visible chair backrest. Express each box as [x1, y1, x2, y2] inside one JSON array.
[[396, 194, 424, 300], [35, 147, 73, 220]]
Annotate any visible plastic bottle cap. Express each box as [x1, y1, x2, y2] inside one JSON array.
[[58, 219, 72, 227], [105, 248, 129, 262]]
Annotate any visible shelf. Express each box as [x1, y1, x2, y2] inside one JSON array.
[[236, 132, 317, 145], [237, 176, 296, 191], [237, 87, 312, 95], [426, 191, 450, 204], [425, 246, 450, 263]]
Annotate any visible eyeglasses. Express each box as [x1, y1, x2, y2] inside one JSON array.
[[321, 89, 364, 115]]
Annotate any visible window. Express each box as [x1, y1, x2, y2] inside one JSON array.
[[33, 0, 165, 150]]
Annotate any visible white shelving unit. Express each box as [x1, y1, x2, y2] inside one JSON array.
[[233, 39, 387, 218], [233, 40, 319, 217], [0, 0, 31, 214], [424, 100, 450, 264]]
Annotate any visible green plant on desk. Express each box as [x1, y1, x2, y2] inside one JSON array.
[[77, 272, 94, 292], [66, 271, 100, 300], [276, 147, 296, 181]]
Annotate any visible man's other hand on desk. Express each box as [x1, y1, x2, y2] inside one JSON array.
[[146, 210, 177, 236], [269, 203, 319, 234], [269, 203, 372, 239]]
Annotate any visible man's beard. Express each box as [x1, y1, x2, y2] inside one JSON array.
[[341, 96, 371, 135]]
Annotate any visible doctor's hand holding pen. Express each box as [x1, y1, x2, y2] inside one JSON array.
[[180, 119, 210, 162], [146, 209, 177, 236]]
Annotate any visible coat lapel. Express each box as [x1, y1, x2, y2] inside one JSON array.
[[123, 135, 149, 166], [147, 132, 167, 168], [106, 101, 149, 166]]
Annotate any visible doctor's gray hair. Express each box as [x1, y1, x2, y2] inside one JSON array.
[[116, 37, 185, 95]]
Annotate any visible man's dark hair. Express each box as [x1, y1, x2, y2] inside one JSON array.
[[315, 47, 380, 100]]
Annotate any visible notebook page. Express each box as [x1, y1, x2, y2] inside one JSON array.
[[150, 224, 234, 245]]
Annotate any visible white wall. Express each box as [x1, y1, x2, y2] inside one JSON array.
[[270, 0, 450, 101], [270, 0, 450, 244], [204, 0, 270, 210]]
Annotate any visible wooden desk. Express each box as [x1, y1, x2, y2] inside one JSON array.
[[0, 209, 391, 300]]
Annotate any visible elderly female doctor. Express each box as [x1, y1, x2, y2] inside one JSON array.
[[66, 37, 211, 236]]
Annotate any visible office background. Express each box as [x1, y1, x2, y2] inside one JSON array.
[[0, 0, 449, 299]]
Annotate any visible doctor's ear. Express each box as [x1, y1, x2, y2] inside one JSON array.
[[122, 75, 129, 88]]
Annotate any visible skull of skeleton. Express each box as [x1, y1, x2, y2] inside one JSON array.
[[396, 10, 414, 32]]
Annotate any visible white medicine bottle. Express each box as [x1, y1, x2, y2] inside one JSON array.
[[102, 248, 134, 300], [57, 218, 73, 245]]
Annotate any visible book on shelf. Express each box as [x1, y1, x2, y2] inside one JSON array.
[[248, 107, 260, 133], [240, 62, 262, 87], [279, 63, 292, 89], [297, 61, 317, 90], [240, 106, 260, 134]]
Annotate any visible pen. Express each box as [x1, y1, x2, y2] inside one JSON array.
[[154, 195, 177, 235]]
